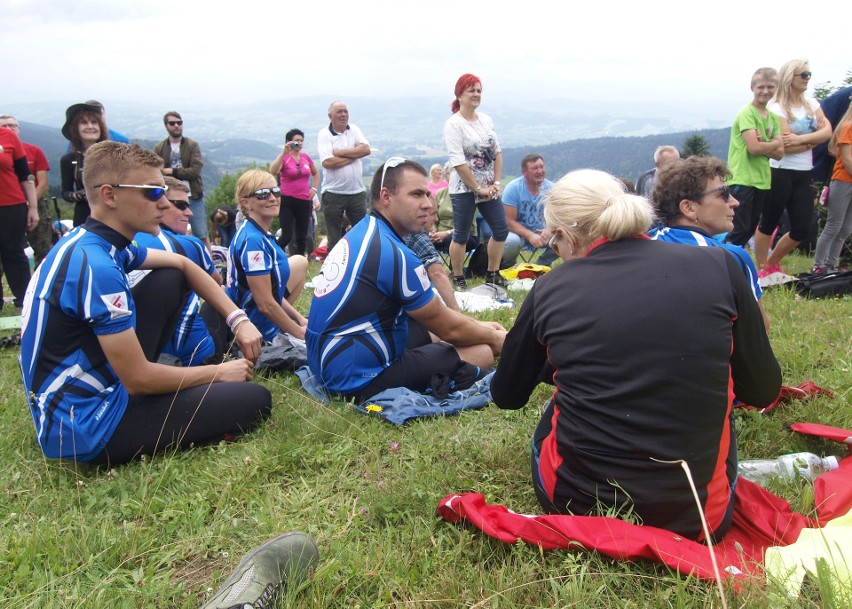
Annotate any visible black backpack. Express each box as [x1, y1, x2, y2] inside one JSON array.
[[464, 242, 489, 278], [794, 270, 852, 298]]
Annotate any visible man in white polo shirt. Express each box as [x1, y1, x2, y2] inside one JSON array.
[[317, 101, 371, 251]]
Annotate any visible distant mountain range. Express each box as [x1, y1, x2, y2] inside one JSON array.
[[10, 96, 733, 197]]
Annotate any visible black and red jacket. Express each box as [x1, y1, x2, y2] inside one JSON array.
[[492, 237, 781, 541]]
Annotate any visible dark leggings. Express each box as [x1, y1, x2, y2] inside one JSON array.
[[278, 196, 313, 255], [90, 269, 272, 465], [758, 168, 814, 241], [91, 382, 271, 465], [351, 321, 486, 402], [0, 203, 31, 307]]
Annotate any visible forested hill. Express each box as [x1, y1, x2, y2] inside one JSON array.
[[499, 128, 730, 184]]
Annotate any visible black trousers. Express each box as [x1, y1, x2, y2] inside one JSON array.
[[90, 269, 271, 465], [0, 203, 31, 307]]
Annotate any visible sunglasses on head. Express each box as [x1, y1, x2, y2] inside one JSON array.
[[167, 198, 190, 211], [796, 71, 812, 80], [694, 185, 731, 202], [546, 231, 560, 252], [98, 183, 169, 202], [167, 120, 183, 126], [251, 186, 281, 200], [379, 156, 407, 192]]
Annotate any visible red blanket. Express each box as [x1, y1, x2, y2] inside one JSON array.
[[437, 424, 852, 582]]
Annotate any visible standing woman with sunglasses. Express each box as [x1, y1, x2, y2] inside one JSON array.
[[60, 103, 109, 226], [443, 73, 509, 289], [492, 169, 780, 541], [225, 169, 308, 344], [270, 128, 320, 256], [754, 60, 832, 280]]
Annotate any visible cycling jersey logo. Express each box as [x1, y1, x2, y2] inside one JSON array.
[[101, 292, 131, 319], [416, 264, 430, 291], [314, 239, 350, 298], [246, 250, 265, 272]]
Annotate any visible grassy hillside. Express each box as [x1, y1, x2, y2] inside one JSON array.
[[1, 252, 849, 608]]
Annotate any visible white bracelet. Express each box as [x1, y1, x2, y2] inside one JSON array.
[[226, 309, 247, 327], [230, 316, 250, 334]]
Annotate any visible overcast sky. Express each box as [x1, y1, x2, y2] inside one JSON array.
[[3, 0, 848, 120]]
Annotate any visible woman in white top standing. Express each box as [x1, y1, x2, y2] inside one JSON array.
[[442, 73, 509, 289], [754, 59, 831, 279]]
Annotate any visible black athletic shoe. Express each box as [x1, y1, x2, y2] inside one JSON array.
[[452, 275, 469, 291], [484, 271, 507, 288]]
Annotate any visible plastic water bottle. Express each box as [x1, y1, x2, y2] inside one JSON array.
[[738, 452, 840, 483]]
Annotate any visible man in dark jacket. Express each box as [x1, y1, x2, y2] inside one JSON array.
[[154, 111, 209, 250]]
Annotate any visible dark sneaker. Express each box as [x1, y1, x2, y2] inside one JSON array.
[[202, 531, 319, 609], [485, 271, 507, 288], [812, 265, 839, 275], [452, 275, 468, 291]]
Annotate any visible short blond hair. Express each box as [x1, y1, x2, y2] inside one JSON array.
[[235, 169, 277, 213], [751, 67, 778, 87], [163, 176, 189, 193], [83, 142, 164, 201], [545, 169, 654, 247]]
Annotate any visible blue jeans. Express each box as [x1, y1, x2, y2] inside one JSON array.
[[503, 232, 558, 267], [188, 196, 209, 239], [450, 192, 508, 244]]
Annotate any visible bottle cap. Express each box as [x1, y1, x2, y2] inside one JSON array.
[[824, 455, 840, 471]]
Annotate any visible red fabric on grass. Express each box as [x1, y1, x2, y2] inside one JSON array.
[[737, 381, 835, 413], [438, 425, 852, 582]]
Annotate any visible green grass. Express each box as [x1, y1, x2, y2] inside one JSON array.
[[1, 252, 850, 608]]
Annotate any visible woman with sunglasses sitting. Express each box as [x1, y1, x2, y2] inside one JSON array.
[[648, 156, 771, 332], [270, 129, 320, 257], [491, 169, 780, 542], [754, 59, 832, 281], [222, 169, 308, 347]]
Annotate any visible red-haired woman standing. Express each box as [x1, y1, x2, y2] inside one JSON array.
[[442, 73, 509, 289]]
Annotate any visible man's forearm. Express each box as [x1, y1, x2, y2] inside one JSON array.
[[334, 143, 371, 160]]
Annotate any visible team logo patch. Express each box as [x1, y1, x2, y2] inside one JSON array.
[[101, 292, 132, 319], [416, 264, 430, 291], [314, 239, 350, 298], [246, 250, 266, 272]]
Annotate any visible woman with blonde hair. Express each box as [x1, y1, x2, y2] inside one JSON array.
[[225, 169, 308, 343], [491, 169, 780, 541], [427, 163, 448, 197], [812, 101, 852, 273], [755, 59, 831, 280]]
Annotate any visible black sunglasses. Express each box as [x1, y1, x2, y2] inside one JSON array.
[[693, 185, 731, 202], [167, 120, 183, 126], [167, 198, 190, 211], [251, 186, 281, 200], [796, 71, 812, 80], [97, 183, 168, 202]]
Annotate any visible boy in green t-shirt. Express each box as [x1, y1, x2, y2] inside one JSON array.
[[725, 67, 784, 246]]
